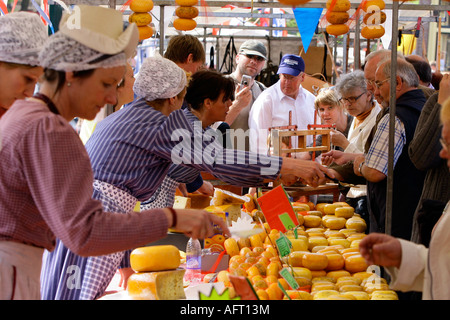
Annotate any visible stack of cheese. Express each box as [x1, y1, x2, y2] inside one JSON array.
[[173, 0, 198, 31], [129, 0, 154, 41], [325, 0, 351, 36], [206, 189, 251, 225], [127, 245, 186, 300], [361, 0, 386, 39]]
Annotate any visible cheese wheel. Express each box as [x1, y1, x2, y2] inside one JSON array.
[[370, 290, 398, 300], [363, 11, 386, 25], [311, 281, 336, 292], [130, 245, 180, 272], [326, 11, 349, 25], [127, 269, 186, 300], [137, 25, 153, 41], [303, 215, 322, 228], [361, 25, 385, 39], [175, 0, 198, 5], [325, 253, 345, 271], [129, 12, 152, 26], [292, 267, 313, 280], [334, 206, 354, 219], [344, 254, 369, 273], [175, 6, 199, 19], [302, 252, 328, 270], [290, 237, 309, 252], [362, 0, 386, 12], [328, 237, 351, 248], [224, 238, 240, 257], [326, 0, 351, 12], [313, 289, 340, 300], [343, 291, 370, 300], [308, 236, 328, 251], [345, 216, 367, 233], [285, 290, 313, 300], [326, 270, 351, 282], [288, 251, 307, 267], [323, 216, 347, 230], [130, 0, 154, 13]]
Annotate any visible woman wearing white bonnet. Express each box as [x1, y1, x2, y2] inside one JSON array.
[[0, 11, 48, 118], [0, 5, 228, 300]]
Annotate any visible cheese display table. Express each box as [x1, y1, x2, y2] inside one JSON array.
[[105, 188, 396, 301]]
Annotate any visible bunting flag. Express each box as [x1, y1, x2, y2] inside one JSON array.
[[293, 7, 323, 53], [0, 0, 8, 15]]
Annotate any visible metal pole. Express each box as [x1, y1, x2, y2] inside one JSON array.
[[386, 1, 400, 236], [159, 5, 165, 56]]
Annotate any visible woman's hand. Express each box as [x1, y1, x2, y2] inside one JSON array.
[[167, 208, 230, 240], [359, 233, 402, 268], [330, 130, 349, 149], [118, 267, 134, 289]]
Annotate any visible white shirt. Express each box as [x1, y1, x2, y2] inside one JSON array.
[[248, 80, 316, 155], [344, 102, 382, 154]]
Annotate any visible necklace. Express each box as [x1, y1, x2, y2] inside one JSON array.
[[32, 93, 60, 115]]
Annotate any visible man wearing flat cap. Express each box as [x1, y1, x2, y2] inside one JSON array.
[[225, 40, 268, 151], [249, 54, 316, 157]]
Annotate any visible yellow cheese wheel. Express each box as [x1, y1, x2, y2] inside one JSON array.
[[302, 252, 328, 270], [343, 291, 370, 300], [345, 216, 367, 233], [324, 203, 343, 214], [344, 254, 369, 273], [175, 6, 199, 19], [224, 238, 240, 257], [326, 23, 349, 36], [311, 281, 336, 292], [326, 0, 351, 12], [326, 11, 349, 25], [325, 253, 345, 271], [249, 234, 263, 248], [290, 236, 309, 252], [308, 236, 329, 251], [370, 290, 398, 300], [326, 269, 351, 282], [361, 25, 385, 39], [323, 216, 347, 230], [363, 11, 386, 25], [313, 289, 340, 300], [292, 203, 311, 213], [137, 25, 153, 41], [127, 269, 186, 300], [328, 238, 351, 248], [130, 245, 180, 272], [175, 0, 198, 5], [129, 12, 152, 26], [288, 251, 307, 267], [285, 290, 313, 300], [130, 0, 154, 13], [362, 0, 386, 12], [303, 215, 322, 228], [292, 267, 313, 280], [334, 206, 354, 219]]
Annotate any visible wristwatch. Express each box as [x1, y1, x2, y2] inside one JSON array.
[[358, 161, 365, 175]]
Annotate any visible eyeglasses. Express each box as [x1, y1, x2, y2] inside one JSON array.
[[339, 92, 366, 104], [374, 78, 391, 88], [440, 138, 449, 153], [244, 54, 266, 62], [365, 79, 376, 87]]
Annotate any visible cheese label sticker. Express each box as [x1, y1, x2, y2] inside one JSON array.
[[279, 268, 299, 290], [278, 212, 296, 231], [275, 233, 292, 258]]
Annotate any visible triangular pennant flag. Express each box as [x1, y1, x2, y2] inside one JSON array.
[[293, 8, 323, 53]]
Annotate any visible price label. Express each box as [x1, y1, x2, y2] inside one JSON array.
[[279, 268, 299, 290], [278, 212, 296, 231], [275, 233, 292, 258]]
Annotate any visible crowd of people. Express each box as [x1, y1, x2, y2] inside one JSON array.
[[0, 5, 449, 300]]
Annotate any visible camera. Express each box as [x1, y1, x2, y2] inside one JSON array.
[[240, 75, 252, 89]]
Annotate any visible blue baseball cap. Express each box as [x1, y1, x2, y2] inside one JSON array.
[[277, 54, 305, 77]]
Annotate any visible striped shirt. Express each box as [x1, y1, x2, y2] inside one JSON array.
[[365, 113, 406, 175], [86, 98, 282, 201]]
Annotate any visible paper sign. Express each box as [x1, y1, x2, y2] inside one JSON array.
[[278, 212, 297, 231], [257, 185, 299, 233], [279, 268, 299, 290], [275, 234, 292, 258]]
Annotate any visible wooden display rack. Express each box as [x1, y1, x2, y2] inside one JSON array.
[[267, 127, 340, 202]]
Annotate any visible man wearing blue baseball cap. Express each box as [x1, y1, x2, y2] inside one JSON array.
[[249, 54, 316, 157]]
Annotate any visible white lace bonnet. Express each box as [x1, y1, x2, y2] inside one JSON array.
[[0, 11, 48, 66], [133, 55, 187, 102]]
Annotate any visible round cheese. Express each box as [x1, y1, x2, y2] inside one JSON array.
[[130, 245, 180, 272]]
